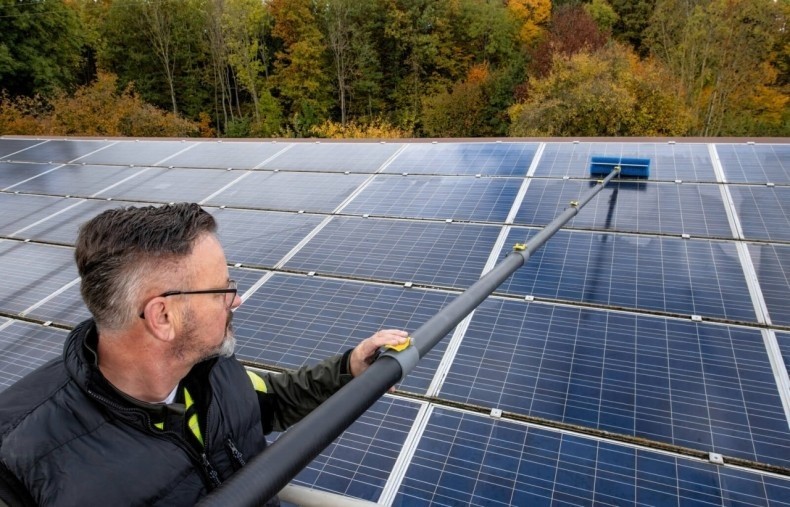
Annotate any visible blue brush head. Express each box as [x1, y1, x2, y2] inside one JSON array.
[[590, 156, 650, 178]]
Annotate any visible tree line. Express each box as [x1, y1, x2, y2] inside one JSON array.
[[0, 0, 787, 138]]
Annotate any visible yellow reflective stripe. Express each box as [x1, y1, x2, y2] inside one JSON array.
[[154, 421, 164, 430], [246, 370, 268, 393], [184, 388, 203, 446]]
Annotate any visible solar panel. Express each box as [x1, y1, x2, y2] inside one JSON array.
[[498, 228, 756, 322], [438, 298, 790, 466], [717, 144, 790, 183], [749, 243, 790, 326], [342, 175, 521, 222], [534, 142, 717, 181], [204, 172, 369, 212], [209, 208, 325, 268], [515, 180, 732, 237], [0, 139, 47, 159], [233, 273, 458, 393], [164, 141, 286, 169], [77, 140, 193, 166], [17, 199, 150, 245], [729, 185, 790, 242], [393, 407, 790, 506], [0, 320, 67, 392], [260, 143, 403, 172], [2, 139, 789, 506], [383, 143, 538, 176], [10, 164, 139, 198], [0, 193, 77, 235], [287, 396, 422, 500], [284, 217, 502, 289], [0, 241, 78, 315], [0, 162, 61, 190], [7, 139, 112, 164], [95, 167, 240, 203]]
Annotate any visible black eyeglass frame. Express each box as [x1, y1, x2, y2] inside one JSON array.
[[138, 280, 238, 319]]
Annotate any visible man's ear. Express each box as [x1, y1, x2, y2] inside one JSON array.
[[141, 298, 177, 343]]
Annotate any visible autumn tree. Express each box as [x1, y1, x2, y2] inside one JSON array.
[[530, 4, 609, 78], [646, 0, 788, 136], [269, 0, 332, 135], [99, 0, 209, 120], [509, 43, 692, 136], [506, 0, 551, 47], [220, 0, 281, 136]]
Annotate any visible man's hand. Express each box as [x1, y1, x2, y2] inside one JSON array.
[[349, 329, 409, 377]]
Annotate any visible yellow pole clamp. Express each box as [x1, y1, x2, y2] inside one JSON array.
[[513, 243, 527, 251], [569, 200, 579, 207]]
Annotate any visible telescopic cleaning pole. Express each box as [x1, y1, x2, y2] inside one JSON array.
[[199, 166, 627, 507]]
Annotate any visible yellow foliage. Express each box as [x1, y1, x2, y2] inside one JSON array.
[[0, 94, 47, 135], [309, 118, 413, 139], [507, 0, 551, 46], [0, 73, 200, 137], [509, 44, 693, 136]]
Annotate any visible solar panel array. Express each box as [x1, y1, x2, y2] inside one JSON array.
[[1, 137, 789, 505]]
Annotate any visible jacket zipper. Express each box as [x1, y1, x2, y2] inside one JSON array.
[[87, 388, 222, 490], [225, 437, 247, 470]]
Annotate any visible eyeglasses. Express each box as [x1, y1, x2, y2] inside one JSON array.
[[139, 280, 238, 319]]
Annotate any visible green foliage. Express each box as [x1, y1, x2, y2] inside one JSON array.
[[585, 0, 619, 32], [609, 0, 655, 55], [509, 44, 692, 136], [0, 0, 85, 97]]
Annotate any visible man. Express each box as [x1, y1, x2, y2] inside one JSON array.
[[0, 203, 407, 506]]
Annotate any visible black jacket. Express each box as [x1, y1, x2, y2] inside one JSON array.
[[0, 320, 353, 506]]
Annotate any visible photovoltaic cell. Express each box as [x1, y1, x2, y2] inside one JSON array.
[[209, 208, 325, 268], [260, 143, 403, 173], [0, 321, 67, 392], [233, 273, 458, 393], [285, 217, 501, 289], [729, 185, 790, 242], [77, 140, 191, 166], [0, 139, 46, 159], [96, 167, 240, 203], [288, 396, 421, 501], [23, 282, 90, 327], [498, 228, 756, 322], [533, 142, 716, 181], [515, 180, 732, 238], [0, 241, 78, 315], [7, 139, 112, 164], [384, 143, 538, 176], [164, 141, 286, 169], [205, 172, 368, 213], [717, 144, 790, 184], [393, 408, 790, 506], [439, 298, 790, 466], [0, 194, 77, 236], [342, 175, 521, 222], [0, 162, 60, 190], [18, 199, 151, 245], [749, 243, 790, 326], [11, 164, 137, 198]]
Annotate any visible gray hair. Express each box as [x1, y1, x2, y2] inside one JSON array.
[[75, 203, 217, 330]]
